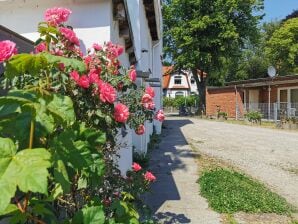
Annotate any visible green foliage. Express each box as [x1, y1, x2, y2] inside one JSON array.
[[72, 205, 105, 224], [265, 18, 298, 75], [133, 152, 150, 168], [4, 53, 48, 78], [0, 90, 75, 148], [217, 111, 227, 119], [163, 0, 264, 74], [42, 52, 86, 73], [163, 95, 198, 108], [0, 137, 51, 212], [244, 111, 262, 123], [199, 169, 292, 214]]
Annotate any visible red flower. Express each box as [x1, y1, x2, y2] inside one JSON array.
[[44, 7, 72, 26], [70, 70, 80, 82], [93, 43, 102, 51], [135, 124, 145, 135], [78, 75, 90, 89], [99, 82, 116, 104], [145, 86, 155, 98], [155, 109, 165, 122], [144, 171, 156, 182], [114, 103, 129, 123], [128, 68, 136, 82], [59, 27, 80, 46], [35, 42, 47, 53], [106, 42, 124, 58], [132, 162, 142, 172], [88, 69, 100, 84], [58, 63, 65, 71], [0, 40, 17, 62], [144, 101, 155, 110], [141, 93, 152, 104]]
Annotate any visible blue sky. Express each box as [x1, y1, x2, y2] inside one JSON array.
[[263, 0, 298, 22]]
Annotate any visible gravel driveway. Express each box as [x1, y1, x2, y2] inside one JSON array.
[[176, 117, 298, 208]]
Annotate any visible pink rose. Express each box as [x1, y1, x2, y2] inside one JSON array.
[[145, 86, 155, 98], [78, 75, 90, 89], [84, 55, 92, 68], [0, 40, 17, 62], [88, 69, 100, 84], [114, 103, 130, 123], [144, 171, 156, 182], [141, 93, 153, 104], [70, 70, 80, 82], [144, 101, 155, 110], [35, 42, 46, 53], [155, 109, 165, 122], [129, 68, 137, 82], [99, 82, 116, 104], [93, 43, 102, 51], [44, 7, 72, 26], [132, 162, 142, 172], [135, 124, 145, 135], [106, 42, 124, 58], [59, 27, 80, 46]]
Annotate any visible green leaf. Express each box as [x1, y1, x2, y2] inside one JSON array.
[[0, 204, 18, 216], [4, 53, 48, 78], [54, 159, 70, 193], [72, 206, 105, 224], [46, 94, 76, 125], [42, 53, 86, 73], [0, 137, 51, 212]]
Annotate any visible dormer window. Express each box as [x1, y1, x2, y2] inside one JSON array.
[[174, 76, 182, 85]]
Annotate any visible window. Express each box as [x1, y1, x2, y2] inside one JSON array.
[[291, 89, 298, 103], [175, 91, 184, 97], [174, 76, 182, 85]]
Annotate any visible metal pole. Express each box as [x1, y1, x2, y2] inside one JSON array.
[[268, 85, 271, 120], [235, 85, 238, 120]]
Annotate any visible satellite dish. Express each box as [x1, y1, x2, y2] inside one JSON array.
[[268, 66, 276, 78]]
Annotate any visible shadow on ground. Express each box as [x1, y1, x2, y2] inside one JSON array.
[[143, 118, 195, 223]]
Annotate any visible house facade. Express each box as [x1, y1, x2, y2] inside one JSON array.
[[0, 0, 163, 174], [206, 75, 298, 120], [163, 66, 198, 98]]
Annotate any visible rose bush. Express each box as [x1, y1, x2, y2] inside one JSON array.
[[0, 7, 163, 223]]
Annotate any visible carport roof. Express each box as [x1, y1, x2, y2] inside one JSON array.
[[208, 75, 298, 90]]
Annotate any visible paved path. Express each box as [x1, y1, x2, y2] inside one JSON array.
[[145, 119, 221, 223], [179, 117, 298, 208]]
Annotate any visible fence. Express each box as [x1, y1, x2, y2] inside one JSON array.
[[163, 106, 200, 116], [244, 102, 298, 121]]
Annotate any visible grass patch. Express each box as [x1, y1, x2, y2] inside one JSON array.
[[199, 169, 292, 214]]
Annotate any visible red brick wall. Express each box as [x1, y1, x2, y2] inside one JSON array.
[[206, 88, 244, 118]]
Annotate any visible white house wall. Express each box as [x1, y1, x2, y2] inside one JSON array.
[[165, 71, 198, 98]]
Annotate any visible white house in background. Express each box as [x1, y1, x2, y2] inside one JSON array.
[[0, 0, 163, 175], [162, 66, 198, 98]]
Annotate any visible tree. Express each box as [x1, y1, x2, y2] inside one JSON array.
[[282, 10, 298, 22], [214, 21, 280, 83], [265, 18, 298, 75], [163, 0, 264, 107]]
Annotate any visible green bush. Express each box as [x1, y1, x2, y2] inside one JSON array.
[[217, 111, 228, 119], [244, 111, 262, 123], [163, 95, 199, 108]]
